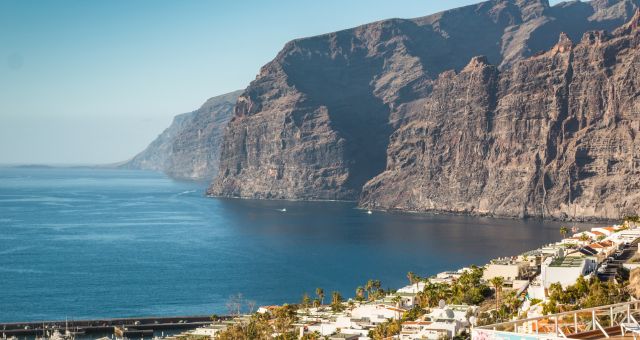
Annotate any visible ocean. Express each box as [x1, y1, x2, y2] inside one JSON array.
[[0, 167, 584, 322]]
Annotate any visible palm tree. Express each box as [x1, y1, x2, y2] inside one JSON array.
[[407, 271, 415, 285], [391, 294, 402, 308], [559, 226, 569, 239], [355, 286, 365, 302], [315, 288, 325, 306], [372, 280, 382, 298], [489, 276, 505, 315], [301, 293, 311, 309], [391, 295, 403, 319], [420, 282, 439, 307], [365, 280, 373, 301], [407, 271, 419, 292], [365, 279, 382, 301], [331, 291, 344, 312], [503, 291, 519, 317]]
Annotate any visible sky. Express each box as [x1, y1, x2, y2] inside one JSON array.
[[0, 0, 565, 165]]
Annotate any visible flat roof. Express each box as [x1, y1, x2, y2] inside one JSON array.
[[549, 256, 585, 267]]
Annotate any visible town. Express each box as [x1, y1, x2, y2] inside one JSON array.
[[147, 216, 640, 339]]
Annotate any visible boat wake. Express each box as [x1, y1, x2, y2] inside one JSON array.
[[177, 190, 197, 196]]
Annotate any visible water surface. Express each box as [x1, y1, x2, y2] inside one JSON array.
[[0, 167, 583, 322]]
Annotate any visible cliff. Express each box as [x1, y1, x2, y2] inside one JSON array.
[[122, 90, 242, 181], [209, 0, 639, 203], [360, 11, 640, 220]]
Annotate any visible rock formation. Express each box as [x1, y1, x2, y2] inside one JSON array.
[[361, 10, 640, 220], [209, 0, 639, 212], [122, 90, 242, 181]]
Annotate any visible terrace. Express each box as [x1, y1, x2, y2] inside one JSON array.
[[472, 300, 640, 340]]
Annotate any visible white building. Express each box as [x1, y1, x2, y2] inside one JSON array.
[[591, 226, 617, 236], [527, 279, 546, 301], [540, 256, 596, 289], [351, 303, 405, 324], [173, 324, 228, 339], [483, 259, 529, 281], [397, 282, 427, 294], [400, 321, 434, 339], [612, 228, 640, 244], [400, 321, 452, 340]]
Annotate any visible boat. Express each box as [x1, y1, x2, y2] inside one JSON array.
[[48, 330, 73, 340], [367, 210, 372, 215], [65, 329, 85, 336], [114, 326, 153, 338]]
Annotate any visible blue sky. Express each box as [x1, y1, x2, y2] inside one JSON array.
[[0, 0, 564, 164]]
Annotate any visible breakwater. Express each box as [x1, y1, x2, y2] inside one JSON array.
[[0, 315, 228, 337]]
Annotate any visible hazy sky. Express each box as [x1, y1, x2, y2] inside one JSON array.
[[0, 0, 565, 165]]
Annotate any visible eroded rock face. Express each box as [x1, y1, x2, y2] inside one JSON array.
[[209, 0, 639, 202], [122, 90, 242, 181], [360, 12, 640, 220]]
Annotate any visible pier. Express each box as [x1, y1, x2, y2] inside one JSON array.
[[0, 315, 226, 337]]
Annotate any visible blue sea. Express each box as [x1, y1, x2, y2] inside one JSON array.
[[0, 167, 582, 322]]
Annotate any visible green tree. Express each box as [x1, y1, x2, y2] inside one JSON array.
[[315, 288, 325, 306], [391, 295, 403, 319], [402, 306, 426, 322], [330, 291, 344, 312], [624, 215, 640, 223], [272, 304, 297, 336], [407, 271, 419, 291], [301, 293, 311, 309], [300, 331, 322, 340], [503, 290, 520, 316], [559, 226, 569, 239], [391, 294, 402, 307], [365, 279, 382, 301], [578, 233, 591, 243], [216, 313, 272, 340], [489, 276, 505, 315], [355, 286, 365, 302], [369, 320, 401, 339]]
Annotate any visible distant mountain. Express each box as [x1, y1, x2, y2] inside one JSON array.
[[208, 0, 639, 215], [121, 90, 242, 181]]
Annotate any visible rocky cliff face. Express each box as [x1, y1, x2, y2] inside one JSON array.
[[361, 11, 640, 220], [122, 90, 242, 181], [209, 0, 639, 202]]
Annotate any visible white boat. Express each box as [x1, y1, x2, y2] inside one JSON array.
[[367, 210, 372, 215], [48, 330, 73, 340]]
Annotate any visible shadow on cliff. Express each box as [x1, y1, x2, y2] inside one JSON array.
[[282, 35, 392, 196]]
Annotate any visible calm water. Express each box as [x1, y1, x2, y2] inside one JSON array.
[[0, 167, 583, 322]]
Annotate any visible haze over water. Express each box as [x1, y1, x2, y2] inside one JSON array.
[[0, 167, 588, 322]]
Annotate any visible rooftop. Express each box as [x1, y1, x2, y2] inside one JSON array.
[[549, 256, 585, 268]]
